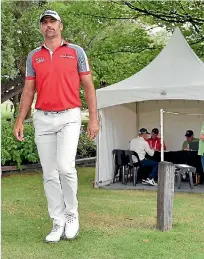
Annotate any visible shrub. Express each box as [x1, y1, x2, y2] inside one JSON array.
[[1, 121, 96, 168], [77, 133, 96, 159], [81, 120, 89, 132], [1, 121, 39, 168]]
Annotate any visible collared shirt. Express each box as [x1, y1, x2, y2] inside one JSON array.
[[130, 136, 154, 162], [198, 121, 204, 156], [146, 137, 166, 151], [182, 137, 199, 150], [25, 40, 90, 111]]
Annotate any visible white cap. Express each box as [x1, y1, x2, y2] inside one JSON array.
[[40, 10, 61, 22]]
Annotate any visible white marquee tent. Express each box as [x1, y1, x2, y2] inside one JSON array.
[[95, 28, 204, 187]]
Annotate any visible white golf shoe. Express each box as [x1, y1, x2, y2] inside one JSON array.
[[45, 220, 65, 243], [64, 212, 80, 240]]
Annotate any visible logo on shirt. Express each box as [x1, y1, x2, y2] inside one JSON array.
[[60, 54, 75, 59], [36, 57, 45, 63]]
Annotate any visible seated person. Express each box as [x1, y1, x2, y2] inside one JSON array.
[[182, 130, 199, 150], [130, 128, 158, 186], [147, 128, 166, 151], [198, 121, 204, 173]]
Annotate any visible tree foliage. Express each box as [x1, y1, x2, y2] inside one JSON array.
[[2, 1, 204, 108]]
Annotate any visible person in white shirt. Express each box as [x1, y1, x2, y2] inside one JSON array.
[[130, 128, 158, 186]]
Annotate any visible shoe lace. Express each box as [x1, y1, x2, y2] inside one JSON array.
[[52, 224, 61, 233], [65, 212, 76, 224]]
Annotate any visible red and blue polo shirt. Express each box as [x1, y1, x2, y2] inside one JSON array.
[[146, 137, 167, 151], [25, 40, 91, 111]]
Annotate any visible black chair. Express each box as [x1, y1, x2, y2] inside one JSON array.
[[123, 150, 141, 186], [112, 149, 125, 183]]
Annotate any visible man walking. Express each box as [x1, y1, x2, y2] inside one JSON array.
[[14, 10, 99, 243]]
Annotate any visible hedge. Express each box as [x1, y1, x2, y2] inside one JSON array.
[[1, 121, 96, 168]]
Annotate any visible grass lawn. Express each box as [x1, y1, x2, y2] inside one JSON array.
[[2, 167, 204, 259]]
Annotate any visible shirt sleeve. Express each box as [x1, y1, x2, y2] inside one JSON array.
[[25, 52, 36, 80], [77, 47, 91, 76], [182, 141, 187, 150], [144, 141, 154, 157], [200, 122, 204, 134], [130, 140, 134, 151], [146, 138, 150, 145]]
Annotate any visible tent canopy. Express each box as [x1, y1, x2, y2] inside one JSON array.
[[97, 28, 204, 109], [95, 28, 204, 187]]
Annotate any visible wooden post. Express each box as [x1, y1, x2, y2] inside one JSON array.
[[157, 161, 175, 231]]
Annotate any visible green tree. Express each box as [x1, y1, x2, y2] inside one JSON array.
[[3, 1, 203, 109]]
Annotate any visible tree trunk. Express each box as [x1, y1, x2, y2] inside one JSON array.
[[10, 93, 32, 119], [11, 94, 21, 118]]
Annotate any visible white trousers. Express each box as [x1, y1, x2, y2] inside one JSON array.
[[33, 107, 81, 225]]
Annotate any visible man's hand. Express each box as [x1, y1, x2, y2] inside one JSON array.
[[200, 134, 204, 141], [87, 118, 99, 140], [184, 148, 190, 151], [12, 80, 35, 142], [13, 120, 24, 141]]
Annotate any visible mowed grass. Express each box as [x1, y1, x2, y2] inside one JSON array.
[[2, 167, 204, 259]]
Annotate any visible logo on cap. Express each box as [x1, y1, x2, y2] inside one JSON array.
[[185, 130, 193, 137], [44, 10, 57, 15], [152, 128, 159, 135], [40, 10, 61, 22], [139, 128, 150, 134]]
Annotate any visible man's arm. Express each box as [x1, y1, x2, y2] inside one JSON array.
[[163, 141, 167, 150], [129, 139, 134, 151], [81, 74, 97, 121], [146, 138, 150, 144], [182, 141, 186, 150], [200, 122, 204, 140], [77, 46, 99, 139], [159, 139, 166, 150], [144, 141, 154, 157], [80, 74, 99, 140], [13, 80, 35, 141], [14, 50, 36, 141], [200, 135, 204, 141], [16, 80, 35, 123]]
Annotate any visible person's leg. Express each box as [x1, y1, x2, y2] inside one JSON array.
[[33, 111, 65, 242], [56, 107, 81, 239], [148, 161, 159, 180], [141, 159, 158, 185], [201, 156, 204, 172], [141, 159, 158, 179]]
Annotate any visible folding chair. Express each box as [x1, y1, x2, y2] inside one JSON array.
[[123, 150, 141, 186], [112, 149, 125, 183]]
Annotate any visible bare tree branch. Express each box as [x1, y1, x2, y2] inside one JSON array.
[[1, 83, 24, 103], [1, 74, 24, 92], [93, 47, 156, 56], [123, 1, 204, 25], [67, 11, 140, 20], [190, 36, 204, 45], [1, 74, 24, 103]]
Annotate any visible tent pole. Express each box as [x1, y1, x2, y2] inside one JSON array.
[[136, 102, 139, 134], [95, 109, 101, 188], [160, 109, 164, 161]]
